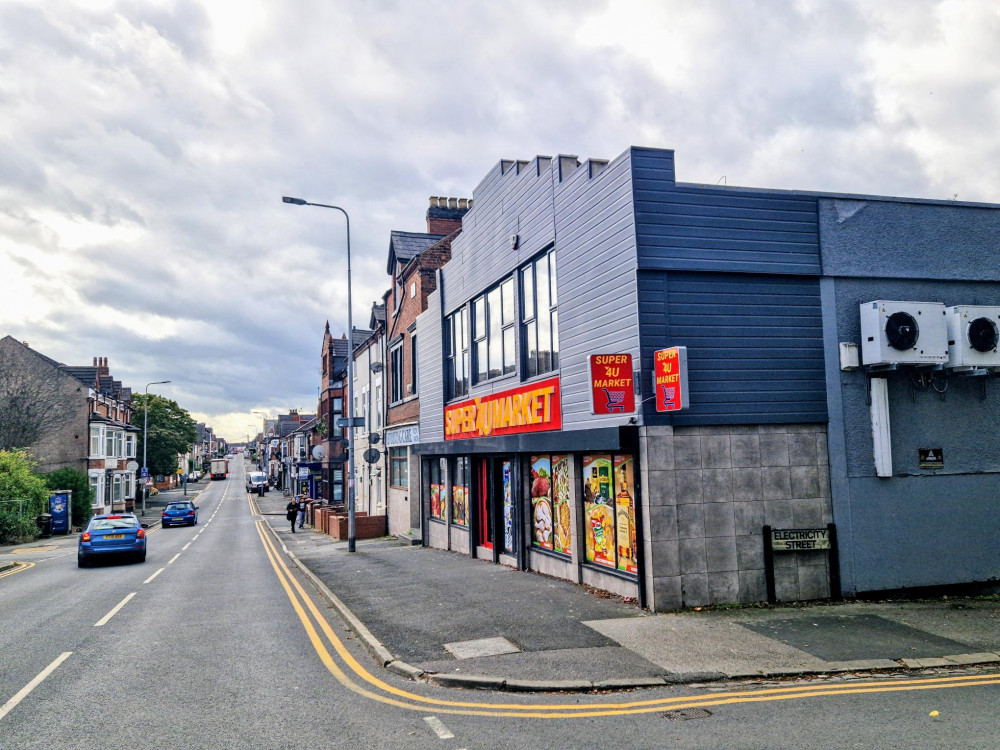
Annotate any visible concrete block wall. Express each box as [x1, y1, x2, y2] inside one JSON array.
[[639, 424, 833, 611]]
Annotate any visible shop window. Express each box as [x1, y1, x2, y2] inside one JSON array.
[[528, 454, 572, 554], [451, 456, 469, 527], [582, 454, 637, 574], [429, 457, 448, 522], [333, 468, 344, 502], [472, 278, 516, 383], [521, 248, 559, 378], [502, 459, 515, 554], [389, 447, 408, 488], [446, 309, 469, 399], [390, 342, 404, 403]]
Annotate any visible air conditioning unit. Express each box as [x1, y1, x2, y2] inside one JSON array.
[[860, 301, 948, 366], [945, 305, 1000, 369]]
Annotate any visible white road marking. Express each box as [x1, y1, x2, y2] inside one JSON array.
[[168, 553, 181, 565], [423, 716, 455, 739], [0, 652, 72, 722], [94, 593, 136, 627], [143, 567, 165, 584], [182, 542, 191, 550]]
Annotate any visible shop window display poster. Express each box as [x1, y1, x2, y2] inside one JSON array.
[[551, 455, 571, 554], [614, 455, 637, 574], [502, 460, 514, 554], [530, 455, 553, 549], [452, 482, 468, 526], [582, 454, 615, 568]]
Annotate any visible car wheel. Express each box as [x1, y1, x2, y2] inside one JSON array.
[[136, 552, 146, 563], [78, 556, 88, 568]]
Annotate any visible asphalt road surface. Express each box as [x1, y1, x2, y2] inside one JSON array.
[[2, 460, 998, 749]]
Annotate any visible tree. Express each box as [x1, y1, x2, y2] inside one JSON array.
[[43, 467, 94, 527], [0, 450, 49, 543], [0, 358, 68, 451], [132, 394, 197, 476]]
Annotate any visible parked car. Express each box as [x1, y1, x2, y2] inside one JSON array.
[[161, 501, 199, 527], [187, 471, 201, 483], [78, 513, 147, 567]]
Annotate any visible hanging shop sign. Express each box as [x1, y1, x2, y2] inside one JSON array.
[[589, 354, 635, 415], [654, 346, 689, 412], [445, 376, 561, 440]]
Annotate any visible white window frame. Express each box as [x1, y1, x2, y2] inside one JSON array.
[[90, 426, 103, 458]]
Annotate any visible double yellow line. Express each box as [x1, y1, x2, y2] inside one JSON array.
[[254, 521, 1000, 718], [0, 562, 34, 579]]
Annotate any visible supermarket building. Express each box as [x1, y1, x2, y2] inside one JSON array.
[[409, 146, 1000, 612]]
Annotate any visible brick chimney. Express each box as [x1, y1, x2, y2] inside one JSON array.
[[96, 357, 109, 375], [426, 195, 472, 235]]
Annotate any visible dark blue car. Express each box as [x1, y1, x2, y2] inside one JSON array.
[[78, 514, 147, 567], [161, 500, 199, 527]]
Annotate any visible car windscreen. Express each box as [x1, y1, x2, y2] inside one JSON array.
[[166, 503, 192, 510], [92, 518, 138, 530]]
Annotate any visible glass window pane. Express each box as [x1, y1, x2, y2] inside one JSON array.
[[503, 326, 515, 374], [501, 279, 514, 325], [460, 309, 468, 350], [537, 307, 552, 373], [474, 297, 485, 340], [548, 250, 558, 306], [525, 320, 537, 377], [521, 265, 534, 321], [551, 310, 559, 371], [535, 254, 550, 314], [488, 287, 502, 378], [475, 340, 488, 382]]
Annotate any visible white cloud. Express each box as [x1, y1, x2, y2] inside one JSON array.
[[2, 0, 999, 438]]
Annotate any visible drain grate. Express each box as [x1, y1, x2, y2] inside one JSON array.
[[662, 708, 712, 721]]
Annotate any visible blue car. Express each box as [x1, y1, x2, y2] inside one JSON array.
[[161, 500, 198, 527], [78, 514, 147, 567]]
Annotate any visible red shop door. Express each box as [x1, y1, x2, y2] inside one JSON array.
[[477, 458, 492, 550]]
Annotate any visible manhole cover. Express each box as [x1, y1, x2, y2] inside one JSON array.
[[662, 708, 712, 721]]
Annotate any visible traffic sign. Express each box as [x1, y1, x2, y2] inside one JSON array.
[[363, 448, 381, 464], [141, 467, 149, 478]]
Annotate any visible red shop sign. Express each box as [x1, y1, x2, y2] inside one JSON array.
[[589, 354, 635, 415], [445, 376, 561, 440], [654, 346, 689, 412]]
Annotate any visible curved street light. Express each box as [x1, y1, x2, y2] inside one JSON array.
[[142, 380, 171, 515], [283, 195, 357, 553]]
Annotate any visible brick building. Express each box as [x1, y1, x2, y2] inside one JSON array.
[[382, 198, 470, 536], [0, 337, 138, 513], [318, 324, 349, 504]]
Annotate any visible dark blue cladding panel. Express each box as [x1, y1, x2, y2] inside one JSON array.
[[632, 153, 821, 275], [639, 271, 827, 425]]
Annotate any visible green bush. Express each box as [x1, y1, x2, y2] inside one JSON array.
[[0, 450, 48, 520], [43, 468, 94, 527], [0, 509, 39, 544]]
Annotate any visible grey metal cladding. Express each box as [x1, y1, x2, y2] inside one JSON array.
[[633, 153, 820, 275], [416, 288, 444, 442], [638, 271, 826, 425], [556, 151, 642, 431], [442, 159, 555, 313], [818, 198, 1000, 281]]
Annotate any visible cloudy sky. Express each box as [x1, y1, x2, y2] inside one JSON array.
[[2, 0, 999, 440]]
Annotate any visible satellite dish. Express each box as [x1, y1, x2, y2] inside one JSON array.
[[370, 361, 384, 373], [885, 311, 919, 350], [968, 317, 999, 353], [311, 445, 327, 460]]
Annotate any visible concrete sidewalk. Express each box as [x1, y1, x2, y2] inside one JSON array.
[[258, 495, 1000, 692]]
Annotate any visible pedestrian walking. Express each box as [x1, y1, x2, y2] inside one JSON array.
[[296, 494, 310, 529], [286, 497, 298, 533]]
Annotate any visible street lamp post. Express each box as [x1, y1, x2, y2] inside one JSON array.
[[283, 195, 357, 553], [142, 380, 171, 516]]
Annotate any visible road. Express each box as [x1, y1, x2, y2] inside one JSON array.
[[1, 459, 997, 749]]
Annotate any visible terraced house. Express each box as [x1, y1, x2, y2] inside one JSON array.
[[0, 338, 138, 513]]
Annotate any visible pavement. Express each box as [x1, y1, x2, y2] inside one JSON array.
[[253, 491, 1000, 693]]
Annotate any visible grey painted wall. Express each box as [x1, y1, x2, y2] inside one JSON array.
[[820, 196, 1000, 593]]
